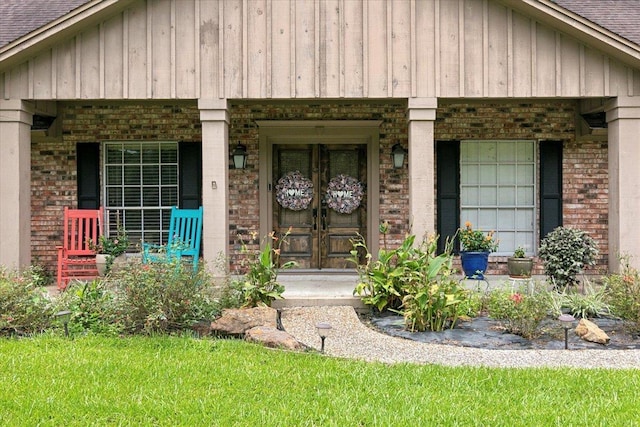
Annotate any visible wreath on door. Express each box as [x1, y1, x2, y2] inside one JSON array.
[[325, 174, 364, 214], [275, 170, 314, 211]]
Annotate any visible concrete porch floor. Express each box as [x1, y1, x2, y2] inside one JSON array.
[[274, 271, 547, 311]]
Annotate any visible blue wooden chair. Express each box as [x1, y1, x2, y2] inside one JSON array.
[[142, 206, 203, 272]]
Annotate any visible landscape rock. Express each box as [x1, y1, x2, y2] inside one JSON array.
[[575, 318, 610, 345], [210, 307, 277, 336], [245, 326, 306, 350]]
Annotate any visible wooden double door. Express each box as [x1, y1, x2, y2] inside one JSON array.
[[273, 144, 367, 269]]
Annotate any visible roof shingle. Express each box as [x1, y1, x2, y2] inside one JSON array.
[[0, 0, 91, 47]]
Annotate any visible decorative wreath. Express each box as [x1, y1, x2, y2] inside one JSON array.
[[275, 171, 314, 211], [325, 174, 364, 214]]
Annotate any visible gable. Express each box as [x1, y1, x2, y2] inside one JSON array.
[[1, 0, 639, 101]]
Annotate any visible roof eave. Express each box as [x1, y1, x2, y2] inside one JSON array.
[[0, 0, 135, 70], [498, 0, 640, 69]]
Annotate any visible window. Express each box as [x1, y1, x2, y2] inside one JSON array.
[[460, 140, 536, 255], [103, 142, 179, 246]]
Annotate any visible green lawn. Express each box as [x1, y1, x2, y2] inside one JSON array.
[[1, 336, 639, 426]]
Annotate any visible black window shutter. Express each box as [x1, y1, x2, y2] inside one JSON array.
[[540, 140, 563, 239], [76, 143, 100, 209], [436, 141, 460, 254], [179, 142, 202, 209]]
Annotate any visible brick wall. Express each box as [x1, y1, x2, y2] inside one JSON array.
[[31, 102, 202, 272], [435, 100, 608, 274], [30, 99, 609, 276], [227, 101, 409, 272]]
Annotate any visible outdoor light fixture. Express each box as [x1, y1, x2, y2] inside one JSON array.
[[276, 308, 284, 331], [391, 143, 407, 169], [315, 322, 332, 353], [558, 313, 575, 349], [55, 310, 72, 337], [232, 143, 248, 170]]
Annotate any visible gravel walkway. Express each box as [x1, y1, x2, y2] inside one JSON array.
[[281, 306, 640, 369]]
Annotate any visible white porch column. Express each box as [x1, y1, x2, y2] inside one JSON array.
[[605, 96, 640, 271], [198, 99, 230, 272], [0, 100, 33, 269], [407, 98, 438, 242]]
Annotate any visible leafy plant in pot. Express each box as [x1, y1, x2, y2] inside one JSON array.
[[89, 227, 129, 275], [458, 221, 498, 280], [507, 246, 534, 278]]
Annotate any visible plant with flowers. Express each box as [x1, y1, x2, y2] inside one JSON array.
[[89, 227, 129, 258], [458, 221, 498, 252]]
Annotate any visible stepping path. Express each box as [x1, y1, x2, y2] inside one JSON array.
[[281, 306, 640, 369]]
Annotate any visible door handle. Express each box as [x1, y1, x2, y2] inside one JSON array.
[[321, 208, 327, 231], [312, 208, 318, 230]]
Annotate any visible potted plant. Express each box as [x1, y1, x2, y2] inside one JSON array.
[[458, 221, 498, 280], [507, 246, 534, 278], [538, 226, 598, 289], [90, 227, 129, 275]]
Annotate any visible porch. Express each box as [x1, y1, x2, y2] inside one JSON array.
[[274, 271, 547, 312]]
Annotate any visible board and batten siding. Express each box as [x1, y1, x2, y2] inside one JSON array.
[[1, 0, 638, 101]]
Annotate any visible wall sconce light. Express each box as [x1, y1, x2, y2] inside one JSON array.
[[232, 144, 248, 170], [55, 310, 72, 337], [391, 143, 407, 169], [558, 313, 575, 349], [315, 322, 332, 353]]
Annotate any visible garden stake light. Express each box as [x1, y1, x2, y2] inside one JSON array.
[[558, 314, 575, 349], [315, 322, 332, 353], [55, 310, 72, 337]]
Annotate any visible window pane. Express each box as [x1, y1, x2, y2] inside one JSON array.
[[143, 165, 160, 185], [161, 165, 178, 185], [106, 166, 122, 185], [142, 146, 160, 163], [160, 145, 178, 163], [104, 141, 179, 246], [107, 188, 122, 206], [124, 165, 140, 185], [517, 186, 534, 205], [124, 187, 141, 206], [498, 187, 516, 205], [478, 187, 497, 205], [161, 187, 178, 206], [460, 140, 535, 254], [479, 165, 496, 184], [517, 165, 534, 185], [142, 188, 160, 206], [461, 187, 479, 205], [477, 142, 496, 161], [498, 165, 516, 184], [106, 145, 122, 163], [123, 146, 141, 164]]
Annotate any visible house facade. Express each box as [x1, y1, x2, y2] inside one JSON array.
[[1, 0, 639, 278]]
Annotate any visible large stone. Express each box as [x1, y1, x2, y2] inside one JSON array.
[[245, 326, 306, 350], [210, 307, 277, 336], [575, 318, 610, 345]]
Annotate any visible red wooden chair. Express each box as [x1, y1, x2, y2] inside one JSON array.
[[56, 207, 104, 290]]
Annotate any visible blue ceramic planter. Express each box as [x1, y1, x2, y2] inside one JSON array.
[[460, 251, 490, 280]]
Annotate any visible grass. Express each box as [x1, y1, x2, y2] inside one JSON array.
[[1, 336, 639, 426]]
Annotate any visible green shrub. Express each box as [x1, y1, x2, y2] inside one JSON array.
[[232, 230, 295, 307], [53, 279, 121, 336], [538, 226, 598, 289], [353, 232, 466, 331], [487, 289, 553, 339], [107, 259, 219, 334], [0, 268, 54, 336], [603, 256, 640, 328]]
